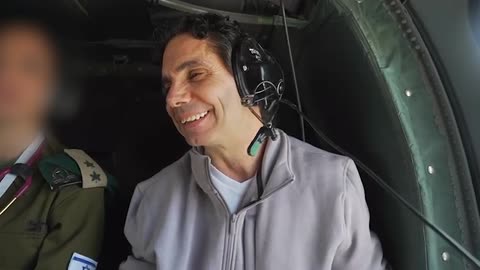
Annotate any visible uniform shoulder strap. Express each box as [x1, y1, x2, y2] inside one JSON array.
[[39, 149, 109, 190], [64, 149, 108, 189]]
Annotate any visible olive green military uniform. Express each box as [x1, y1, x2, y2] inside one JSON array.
[[0, 140, 107, 270]]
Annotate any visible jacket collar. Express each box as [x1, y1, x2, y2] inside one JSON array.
[[189, 129, 295, 199]]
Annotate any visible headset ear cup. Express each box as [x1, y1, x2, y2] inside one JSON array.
[[232, 36, 284, 125]]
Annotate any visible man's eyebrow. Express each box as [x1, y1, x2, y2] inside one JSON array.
[[162, 59, 207, 83], [175, 59, 204, 72]]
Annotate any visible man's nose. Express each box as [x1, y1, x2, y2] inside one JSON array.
[[166, 84, 191, 108]]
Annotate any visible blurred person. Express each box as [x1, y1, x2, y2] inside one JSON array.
[[0, 12, 109, 270], [120, 13, 386, 270]]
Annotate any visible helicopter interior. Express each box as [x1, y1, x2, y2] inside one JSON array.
[[4, 0, 480, 269]]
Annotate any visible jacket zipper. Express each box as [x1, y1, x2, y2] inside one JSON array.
[[225, 178, 295, 270], [205, 160, 235, 270], [205, 160, 295, 270], [212, 188, 233, 270], [226, 214, 239, 270]]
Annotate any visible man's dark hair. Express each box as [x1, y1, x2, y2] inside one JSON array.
[[156, 13, 245, 73]]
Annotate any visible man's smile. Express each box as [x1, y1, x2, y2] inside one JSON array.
[[179, 110, 210, 125]]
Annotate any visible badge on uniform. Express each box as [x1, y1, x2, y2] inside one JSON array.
[[64, 149, 108, 189], [39, 149, 109, 190], [67, 252, 97, 270]]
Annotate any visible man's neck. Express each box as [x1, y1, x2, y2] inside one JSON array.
[[0, 124, 39, 164], [205, 126, 266, 182]]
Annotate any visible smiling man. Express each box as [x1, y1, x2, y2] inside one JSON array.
[[120, 13, 386, 270]]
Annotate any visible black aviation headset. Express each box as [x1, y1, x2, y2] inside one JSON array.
[[231, 35, 285, 156], [230, 34, 285, 198]]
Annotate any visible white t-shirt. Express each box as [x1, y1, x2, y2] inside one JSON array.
[[209, 164, 254, 214]]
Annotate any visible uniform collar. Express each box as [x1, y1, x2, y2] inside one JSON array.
[[189, 129, 295, 199]]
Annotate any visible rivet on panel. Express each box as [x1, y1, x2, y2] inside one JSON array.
[[243, 65, 248, 71], [390, 0, 396, 5], [395, 9, 402, 14], [428, 166, 435, 175], [405, 89, 413, 97], [406, 28, 413, 34], [441, 251, 450, 262]]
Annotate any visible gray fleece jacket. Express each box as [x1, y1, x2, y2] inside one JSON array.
[[120, 130, 387, 270]]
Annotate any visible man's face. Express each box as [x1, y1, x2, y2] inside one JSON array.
[[162, 34, 253, 147], [0, 23, 57, 128]]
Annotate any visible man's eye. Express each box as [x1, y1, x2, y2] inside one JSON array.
[[188, 71, 205, 81]]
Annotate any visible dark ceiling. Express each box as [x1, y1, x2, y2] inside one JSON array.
[[1, 0, 313, 41]]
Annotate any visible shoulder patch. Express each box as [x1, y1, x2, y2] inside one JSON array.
[[68, 252, 97, 270], [39, 150, 108, 190], [64, 149, 108, 189]]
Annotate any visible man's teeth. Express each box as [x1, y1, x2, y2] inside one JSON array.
[[181, 111, 209, 124]]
